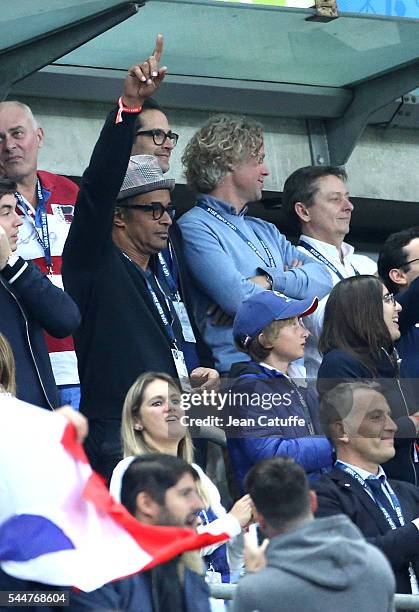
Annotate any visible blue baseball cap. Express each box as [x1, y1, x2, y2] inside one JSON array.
[[233, 291, 318, 348]]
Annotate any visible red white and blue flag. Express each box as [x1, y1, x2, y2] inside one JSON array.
[[0, 396, 229, 592]]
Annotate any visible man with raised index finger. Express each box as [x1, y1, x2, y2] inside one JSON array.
[[63, 36, 218, 480]]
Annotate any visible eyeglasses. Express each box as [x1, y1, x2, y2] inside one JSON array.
[[118, 202, 176, 220], [399, 257, 419, 268], [135, 129, 179, 147], [383, 293, 396, 306]]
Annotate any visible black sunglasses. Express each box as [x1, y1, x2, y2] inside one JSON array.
[[135, 129, 179, 146], [118, 201, 176, 220]]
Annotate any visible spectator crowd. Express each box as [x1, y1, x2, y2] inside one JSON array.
[[0, 34, 418, 612]]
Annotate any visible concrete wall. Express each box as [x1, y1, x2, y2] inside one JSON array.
[[22, 96, 419, 202]]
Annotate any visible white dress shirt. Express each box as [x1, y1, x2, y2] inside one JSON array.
[[297, 235, 377, 379]]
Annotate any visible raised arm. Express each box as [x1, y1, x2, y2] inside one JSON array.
[[63, 35, 167, 270]]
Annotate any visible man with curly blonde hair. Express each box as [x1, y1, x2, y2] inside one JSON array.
[[178, 115, 332, 374]]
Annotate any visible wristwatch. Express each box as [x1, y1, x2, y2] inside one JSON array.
[[264, 274, 273, 290]]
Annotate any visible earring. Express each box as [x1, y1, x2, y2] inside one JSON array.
[[134, 423, 143, 431]]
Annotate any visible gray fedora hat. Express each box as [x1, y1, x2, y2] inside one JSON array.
[[117, 155, 175, 200]]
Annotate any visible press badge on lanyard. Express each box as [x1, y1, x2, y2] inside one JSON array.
[[173, 301, 196, 343], [158, 252, 196, 343], [15, 180, 54, 275], [49, 275, 64, 289], [171, 347, 192, 393]]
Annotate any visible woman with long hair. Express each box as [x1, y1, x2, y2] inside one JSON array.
[[318, 275, 419, 484], [110, 371, 252, 586], [0, 333, 16, 396]]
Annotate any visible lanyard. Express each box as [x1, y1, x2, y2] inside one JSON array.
[[288, 378, 315, 436], [335, 461, 419, 593], [259, 365, 315, 435], [157, 247, 181, 300], [121, 251, 178, 347], [15, 180, 53, 273], [196, 202, 275, 268], [145, 277, 177, 345], [335, 462, 404, 528], [298, 240, 359, 281]]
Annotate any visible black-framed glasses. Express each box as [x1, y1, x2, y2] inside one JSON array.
[[118, 201, 176, 220], [135, 129, 179, 147], [399, 257, 419, 268], [383, 293, 396, 306]]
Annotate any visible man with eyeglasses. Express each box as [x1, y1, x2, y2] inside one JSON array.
[[62, 37, 217, 480], [282, 165, 376, 379], [378, 228, 419, 383], [131, 97, 178, 174]]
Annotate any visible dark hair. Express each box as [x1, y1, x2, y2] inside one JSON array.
[[282, 165, 347, 231], [246, 457, 310, 531], [135, 98, 164, 131], [319, 275, 393, 374], [114, 196, 137, 223], [0, 178, 17, 200], [120, 453, 198, 516], [319, 381, 381, 439], [378, 226, 419, 293]]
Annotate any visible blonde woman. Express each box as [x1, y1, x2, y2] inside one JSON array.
[[0, 333, 16, 396], [110, 372, 252, 585]]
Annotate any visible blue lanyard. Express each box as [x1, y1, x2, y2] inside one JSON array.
[[337, 462, 419, 594], [121, 251, 178, 347], [145, 277, 177, 346], [252, 365, 315, 435], [15, 179, 53, 272], [196, 202, 275, 268], [298, 240, 359, 281], [335, 462, 404, 529], [157, 246, 180, 300]]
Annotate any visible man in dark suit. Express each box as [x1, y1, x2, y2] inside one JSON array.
[[313, 381, 419, 595]]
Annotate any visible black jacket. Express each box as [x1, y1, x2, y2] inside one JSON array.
[[396, 276, 419, 379], [312, 466, 419, 594], [69, 563, 210, 612], [62, 108, 212, 421], [0, 256, 80, 409], [318, 348, 418, 485]]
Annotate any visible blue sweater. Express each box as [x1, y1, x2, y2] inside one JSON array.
[[178, 196, 332, 372]]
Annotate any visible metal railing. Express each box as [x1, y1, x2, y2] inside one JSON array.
[[209, 584, 419, 610]]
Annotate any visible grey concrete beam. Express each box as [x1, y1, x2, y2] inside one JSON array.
[[11, 66, 351, 119], [307, 119, 331, 166], [326, 60, 419, 165], [0, 2, 140, 101]]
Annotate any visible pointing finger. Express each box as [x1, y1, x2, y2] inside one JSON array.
[[153, 33, 164, 63]]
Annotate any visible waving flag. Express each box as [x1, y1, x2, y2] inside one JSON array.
[[0, 396, 229, 592]]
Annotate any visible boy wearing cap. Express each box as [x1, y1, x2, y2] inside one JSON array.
[[226, 291, 334, 493]]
